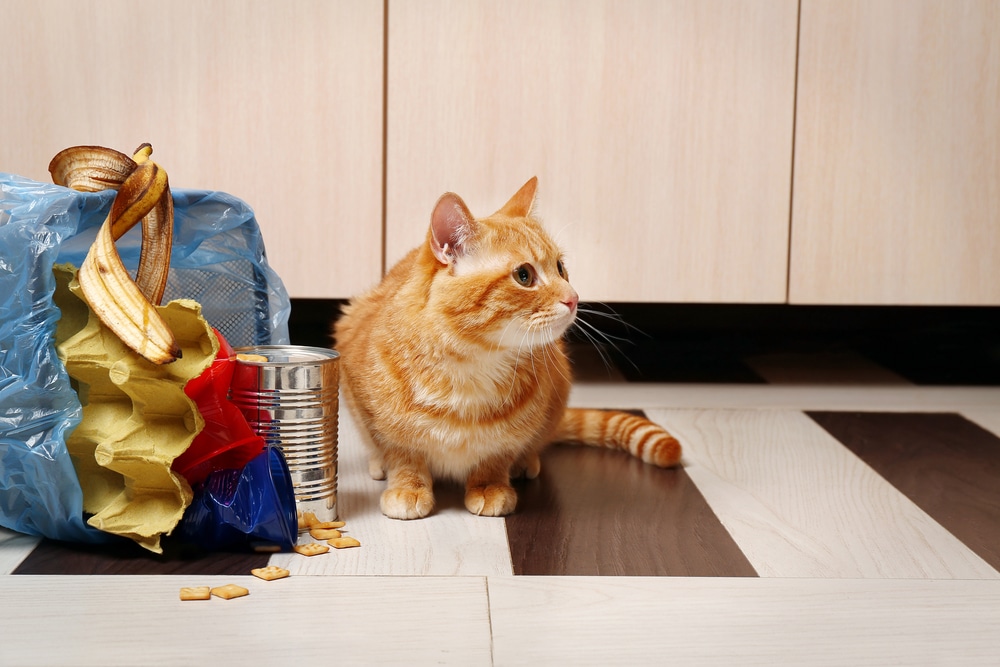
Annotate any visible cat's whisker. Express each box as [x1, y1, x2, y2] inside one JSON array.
[[576, 304, 650, 339], [573, 317, 633, 345], [546, 340, 573, 387], [493, 317, 518, 356], [522, 325, 540, 381], [571, 317, 641, 373], [571, 325, 617, 373], [502, 324, 528, 408]]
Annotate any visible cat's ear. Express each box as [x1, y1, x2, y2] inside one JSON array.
[[430, 192, 476, 265], [495, 176, 538, 218]]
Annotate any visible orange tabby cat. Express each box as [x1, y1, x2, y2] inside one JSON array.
[[334, 177, 681, 520]]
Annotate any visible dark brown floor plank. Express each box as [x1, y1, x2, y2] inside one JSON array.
[[808, 412, 1000, 573], [507, 440, 758, 577], [13, 537, 271, 576]]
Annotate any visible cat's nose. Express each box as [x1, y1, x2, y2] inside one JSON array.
[[561, 292, 579, 314]]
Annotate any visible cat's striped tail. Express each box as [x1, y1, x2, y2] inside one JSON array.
[[553, 408, 682, 467]]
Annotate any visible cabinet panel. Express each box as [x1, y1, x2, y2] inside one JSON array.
[[386, 0, 798, 303], [790, 0, 1000, 305], [0, 0, 383, 299]]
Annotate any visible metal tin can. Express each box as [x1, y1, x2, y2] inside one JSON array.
[[231, 345, 339, 529]]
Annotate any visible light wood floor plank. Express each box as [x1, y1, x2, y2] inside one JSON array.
[[269, 405, 514, 576], [647, 409, 998, 579], [488, 576, 1000, 666], [0, 575, 493, 666], [571, 382, 1000, 412], [964, 409, 1000, 439], [809, 411, 1000, 574], [0, 528, 39, 575]]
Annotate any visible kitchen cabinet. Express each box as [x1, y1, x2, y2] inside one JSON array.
[[385, 0, 799, 303], [4, 1, 997, 307], [0, 0, 384, 300], [790, 0, 1000, 305]]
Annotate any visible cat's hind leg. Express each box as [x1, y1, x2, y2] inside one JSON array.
[[510, 450, 542, 480], [368, 452, 386, 480]]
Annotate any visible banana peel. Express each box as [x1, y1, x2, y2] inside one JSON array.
[[49, 145, 136, 192], [50, 144, 178, 364], [48, 143, 208, 551]]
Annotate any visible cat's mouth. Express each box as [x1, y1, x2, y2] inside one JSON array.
[[493, 306, 576, 350]]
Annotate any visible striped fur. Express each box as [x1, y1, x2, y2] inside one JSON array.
[[334, 177, 681, 520], [556, 408, 682, 468]]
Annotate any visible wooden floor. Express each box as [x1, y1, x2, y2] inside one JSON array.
[[2, 309, 1000, 665]]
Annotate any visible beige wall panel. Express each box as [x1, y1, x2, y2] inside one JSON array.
[[791, 0, 1000, 305], [0, 0, 383, 299], [386, 0, 798, 303]]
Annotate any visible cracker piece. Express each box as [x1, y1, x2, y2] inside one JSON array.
[[251, 565, 290, 581], [211, 584, 250, 600], [236, 353, 269, 363], [293, 542, 330, 557], [311, 520, 346, 530], [328, 536, 361, 549], [179, 586, 211, 601], [309, 528, 342, 540]]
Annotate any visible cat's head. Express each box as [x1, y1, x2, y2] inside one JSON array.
[[424, 177, 579, 350]]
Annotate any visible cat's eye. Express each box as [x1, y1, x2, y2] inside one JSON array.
[[513, 263, 536, 287], [556, 259, 567, 279]]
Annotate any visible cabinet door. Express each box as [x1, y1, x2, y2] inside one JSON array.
[[790, 0, 1000, 305], [386, 0, 798, 303], [0, 0, 383, 299]]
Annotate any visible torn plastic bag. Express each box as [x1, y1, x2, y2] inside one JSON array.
[[0, 171, 291, 543], [176, 445, 298, 553]]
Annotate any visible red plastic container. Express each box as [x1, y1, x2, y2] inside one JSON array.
[[173, 330, 266, 485]]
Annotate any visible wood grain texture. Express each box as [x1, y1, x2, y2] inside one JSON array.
[[0, 575, 493, 666], [790, 0, 1000, 305], [386, 0, 798, 303], [506, 441, 757, 576], [808, 411, 1000, 573], [488, 576, 1000, 666], [570, 382, 1000, 413], [650, 408, 999, 578], [0, 530, 39, 575], [0, 0, 384, 299], [268, 404, 515, 576]]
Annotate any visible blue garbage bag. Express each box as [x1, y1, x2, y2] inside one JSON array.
[[0, 173, 291, 542]]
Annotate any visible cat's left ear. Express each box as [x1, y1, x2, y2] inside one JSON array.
[[495, 176, 538, 218], [430, 192, 476, 265]]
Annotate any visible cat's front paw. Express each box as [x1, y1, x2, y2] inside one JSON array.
[[381, 486, 434, 520], [465, 484, 517, 516]]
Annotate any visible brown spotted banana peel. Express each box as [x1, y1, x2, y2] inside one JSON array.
[[49, 145, 172, 301], [48, 144, 173, 304], [112, 147, 173, 305], [69, 147, 181, 364], [49, 145, 136, 193]]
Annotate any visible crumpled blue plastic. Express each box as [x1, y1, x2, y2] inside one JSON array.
[[176, 446, 298, 552], [0, 172, 291, 542]]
